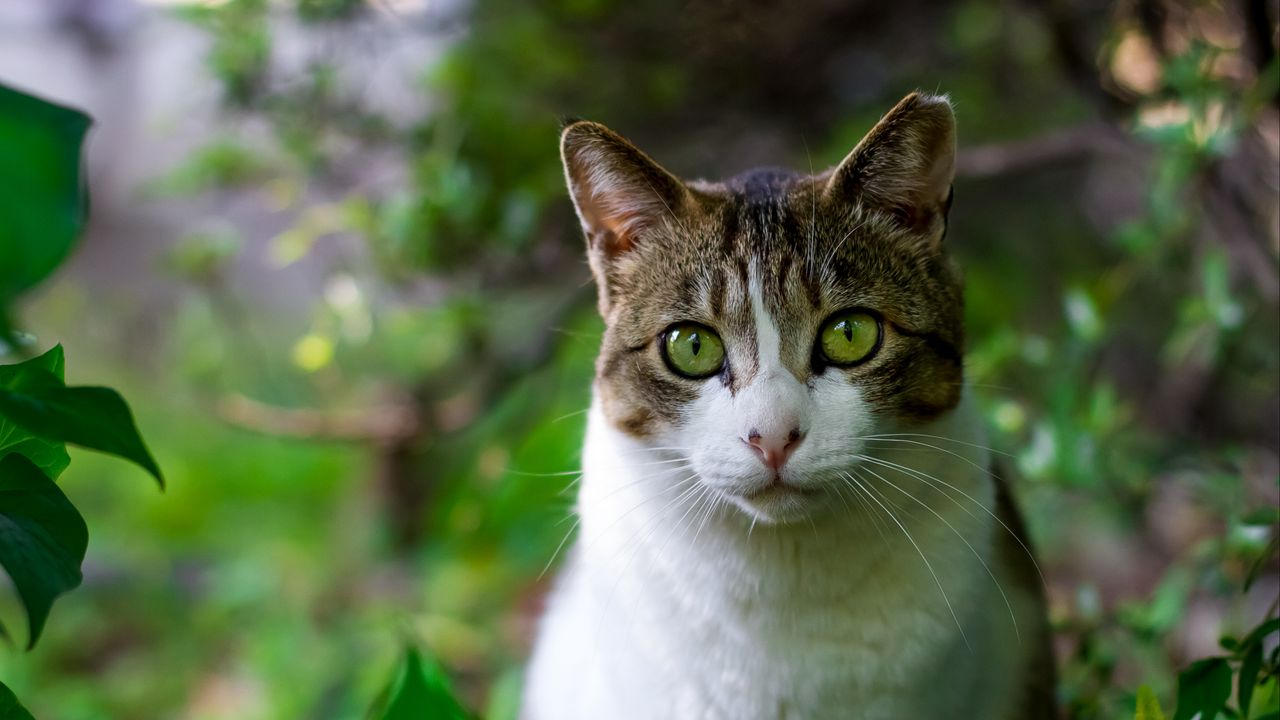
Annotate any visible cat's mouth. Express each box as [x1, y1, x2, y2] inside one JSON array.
[[742, 479, 815, 502], [726, 477, 820, 524]]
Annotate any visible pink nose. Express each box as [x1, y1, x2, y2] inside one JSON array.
[[746, 428, 804, 471]]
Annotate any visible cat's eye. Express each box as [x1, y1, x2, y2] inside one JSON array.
[[817, 310, 882, 366], [662, 323, 726, 379]]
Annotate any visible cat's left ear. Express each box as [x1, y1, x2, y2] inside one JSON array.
[[823, 92, 956, 246]]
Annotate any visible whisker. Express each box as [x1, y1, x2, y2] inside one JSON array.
[[848, 466, 970, 650], [550, 408, 591, 424], [589, 478, 705, 664], [861, 433, 1014, 459], [590, 463, 695, 505], [857, 463, 1020, 644], [615, 445, 693, 455], [504, 468, 584, 478], [819, 214, 869, 283], [855, 454, 984, 526], [837, 471, 891, 545], [803, 134, 818, 282], [538, 516, 581, 581], [586, 475, 700, 561], [558, 475, 583, 496], [854, 453, 1047, 587], [690, 487, 722, 549], [505, 455, 689, 483]]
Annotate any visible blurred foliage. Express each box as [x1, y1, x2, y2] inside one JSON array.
[[367, 646, 472, 720], [0, 85, 90, 339], [0, 0, 1276, 718], [0, 85, 161, 716]]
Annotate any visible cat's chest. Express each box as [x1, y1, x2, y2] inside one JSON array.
[[583, 529, 984, 719]]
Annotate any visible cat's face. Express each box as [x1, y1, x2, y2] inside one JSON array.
[[563, 93, 964, 524]]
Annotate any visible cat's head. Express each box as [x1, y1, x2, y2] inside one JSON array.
[[562, 93, 964, 524]]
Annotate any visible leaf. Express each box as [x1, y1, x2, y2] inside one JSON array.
[[1137, 686, 1168, 720], [1242, 619, 1280, 651], [1241, 508, 1280, 527], [1245, 536, 1279, 591], [0, 346, 69, 479], [0, 681, 36, 720], [0, 453, 88, 649], [0, 84, 91, 314], [369, 646, 472, 720], [1173, 657, 1233, 720], [1241, 642, 1263, 715], [0, 368, 163, 488]]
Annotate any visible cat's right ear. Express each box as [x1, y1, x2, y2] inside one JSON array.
[[822, 92, 956, 247], [560, 121, 694, 263]]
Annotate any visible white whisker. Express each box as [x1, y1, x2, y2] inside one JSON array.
[[862, 433, 1013, 458], [857, 463, 1020, 643], [849, 466, 970, 650], [854, 453, 1046, 587], [538, 516, 581, 581]]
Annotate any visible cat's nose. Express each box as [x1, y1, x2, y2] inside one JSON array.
[[745, 428, 805, 471]]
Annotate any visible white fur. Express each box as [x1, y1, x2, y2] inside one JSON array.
[[522, 276, 1040, 719]]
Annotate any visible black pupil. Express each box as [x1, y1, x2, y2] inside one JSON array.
[[841, 320, 853, 341], [690, 332, 701, 355]]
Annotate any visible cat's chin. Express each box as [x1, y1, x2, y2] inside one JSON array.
[[726, 483, 820, 525]]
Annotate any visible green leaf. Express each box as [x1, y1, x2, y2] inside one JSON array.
[[0, 681, 36, 720], [1245, 535, 1279, 592], [0, 84, 91, 315], [1173, 657, 1233, 720], [1241, 641, 1263, 715], [0, 368, 163, 488], [1137, 686, 1168, 720], [369, 646, 472, 720], [1242, 619, 1280, 651], [1240, 508, 1280, 527], [0, 346, 69, 479], [0, 453, 88, 649]]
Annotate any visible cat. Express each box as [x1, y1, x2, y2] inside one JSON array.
[[521, 92, 1056, 720]]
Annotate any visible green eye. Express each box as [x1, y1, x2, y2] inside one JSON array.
[[662, 323, 726, 378], [818, 310, 881, 366]]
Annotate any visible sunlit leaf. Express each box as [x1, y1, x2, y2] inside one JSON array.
[[1251, 676, 1280, 720], [1136, 686, 1167, 720], [1241, 641, 1263, 715], [0, 681, 36, 720], [0, 368, 163, 487], [0, 346, 69, 479], [291, 333, 335, 373]]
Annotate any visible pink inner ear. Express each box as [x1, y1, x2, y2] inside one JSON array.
[[822, 93, 956, 230], [563, 122, 692, 260], [595, 228, 633, 256], [578, 174, 671, 257]]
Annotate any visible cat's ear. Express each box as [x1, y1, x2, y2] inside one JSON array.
[[560, 121, 695, 259], [823, 92, 956, 245]]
